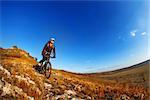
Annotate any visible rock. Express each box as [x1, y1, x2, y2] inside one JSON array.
[[65, 90, 76, 96], [120, 94, 130, 100], [59, 85, 66, 90], [44, 83, 52, 89], [55, 94, 66, 99], [0, 78, 29, 99], [71, 98, 84, 100], [28, 96, 34, 100], [0, 65, 11, 78]]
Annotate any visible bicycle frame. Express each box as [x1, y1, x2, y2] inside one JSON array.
[[41, 57, 52, 78]]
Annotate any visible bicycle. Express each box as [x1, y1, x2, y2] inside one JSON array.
[[40, 56, 52, 78], [34, 54, 53, 79]]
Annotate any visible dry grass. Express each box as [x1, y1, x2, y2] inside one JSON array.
[[0, 48, 45, 99], [0, 48, 149, 99]]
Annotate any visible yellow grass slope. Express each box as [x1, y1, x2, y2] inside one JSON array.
[[0, 47, 149, 100]]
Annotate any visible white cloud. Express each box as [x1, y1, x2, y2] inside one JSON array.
[[141, 32, 146, 36], [131, 32, 136, 37], [130, 30, 137, 37]]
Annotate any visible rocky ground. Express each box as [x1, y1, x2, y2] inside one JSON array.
[[0, 47, 149, 100]]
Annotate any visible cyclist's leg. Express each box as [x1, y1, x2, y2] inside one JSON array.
[[49, 62, 52, 75], [45, 56, 50, 69], [47, 56, 52, 69], [39, 55, 46, 66], [42, 56, 49, 71], [48, 60, 52, 76], [39, 56, 48, 73]]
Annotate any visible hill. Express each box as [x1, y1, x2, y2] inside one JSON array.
[[0, 47, 149, 100], [83, 60, 149, 88]]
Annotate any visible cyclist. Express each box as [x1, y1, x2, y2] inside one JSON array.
[[38, 38, 56, 66]]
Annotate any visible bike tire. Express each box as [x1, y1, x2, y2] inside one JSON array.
[[44, 62, 51, 78]]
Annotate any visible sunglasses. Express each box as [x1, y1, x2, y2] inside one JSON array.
[[50, 41, 54, 44]]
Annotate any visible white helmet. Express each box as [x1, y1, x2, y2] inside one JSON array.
[[50, 38, 55, 41]]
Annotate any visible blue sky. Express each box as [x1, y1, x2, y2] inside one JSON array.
[[1, 1, 149, 73]]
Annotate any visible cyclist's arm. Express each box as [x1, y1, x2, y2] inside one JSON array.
[[52, 47, 56, 58], [42, 42, 49, 55]]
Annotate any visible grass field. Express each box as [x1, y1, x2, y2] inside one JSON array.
[[0, 47, 149, 99]]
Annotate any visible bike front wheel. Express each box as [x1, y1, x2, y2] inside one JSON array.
[[44, 62, 52, 78]]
